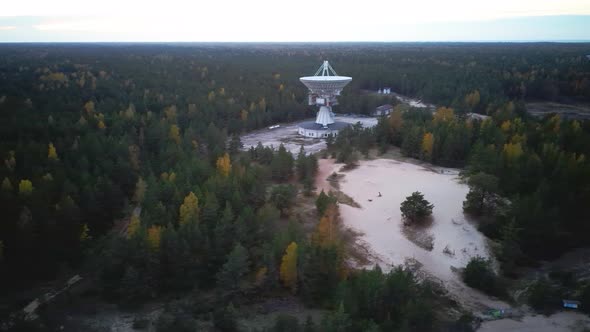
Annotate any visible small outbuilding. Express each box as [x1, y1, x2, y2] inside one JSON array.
[[562, 299, 581, 309], [372, 104, 394, 117]]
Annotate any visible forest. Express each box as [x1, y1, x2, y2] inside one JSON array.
[[1, 42, 590, 331]]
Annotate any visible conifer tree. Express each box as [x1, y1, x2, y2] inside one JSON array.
[[217, 243, 250, 291]]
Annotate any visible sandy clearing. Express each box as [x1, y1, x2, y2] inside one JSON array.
[[322, 158, 510, 311], [478, 311, 590, 332]]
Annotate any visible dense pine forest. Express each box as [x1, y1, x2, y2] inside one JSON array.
[[1, 43, 590, 331]]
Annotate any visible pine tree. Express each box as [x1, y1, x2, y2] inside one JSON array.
[[280, 242, 298, 293], [217, 243, 250, 291], [229, 135, 243, 155], [400, 191, 434, 223]]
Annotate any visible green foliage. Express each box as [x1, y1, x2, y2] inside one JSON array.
[[334, 265, 437, 331], [528, 278, 562, 314], [2, 43, 590, 321], [271, 144, 295, 181], [321, 302, 352, 332], [272, 314, 302, 332], [296, 146, 319, 195], [315, 190, 337, 217], [462, 172, 500, 216], [156, 311, 197, 332], [269, 184, 297, 214], [400, 191, 434, 223], [213, 303, 238, 332], [579, 284, 590, 314], [217, 243, 250, 291], [463, 256, 504, 297]]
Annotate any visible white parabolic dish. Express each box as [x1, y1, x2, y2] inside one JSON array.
[[299, 76, 352, 94]]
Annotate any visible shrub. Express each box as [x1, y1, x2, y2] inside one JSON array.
[[463, 256, 503, 297], [273, 314, 301, 332], [528, 278, 562, 314]]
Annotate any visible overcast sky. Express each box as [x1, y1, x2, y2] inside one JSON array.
[[1, 0, 590, 42]]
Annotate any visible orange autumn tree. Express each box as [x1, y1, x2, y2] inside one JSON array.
[[313, 204, 339, 247], [216, 153, 231, 177], [280, 242, 298, 293], [421, 132, 434, 161], [147, 225, 162, 251]]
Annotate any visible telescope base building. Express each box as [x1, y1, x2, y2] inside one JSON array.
[[297, 121, 350, 138]]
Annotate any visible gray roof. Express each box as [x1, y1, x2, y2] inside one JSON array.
[[298, 121, 351, 130], [375, 104, 394, 112]]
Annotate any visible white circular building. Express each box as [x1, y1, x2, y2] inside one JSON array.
[[298, 61, 352, 138]]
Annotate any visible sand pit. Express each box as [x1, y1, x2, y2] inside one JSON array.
[[478, 311, 590, 332], [318, 158, 510, 310]]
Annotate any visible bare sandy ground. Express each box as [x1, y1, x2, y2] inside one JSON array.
[[317, 157, 590, 330], [318, 158, 507, 310], [479, 311, 590, 332]]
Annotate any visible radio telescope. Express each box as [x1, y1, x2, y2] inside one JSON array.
[[298, 61, 352, 138]]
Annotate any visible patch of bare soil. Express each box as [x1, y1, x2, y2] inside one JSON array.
[[526, 101, 590, 120]]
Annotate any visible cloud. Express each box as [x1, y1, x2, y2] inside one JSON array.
[[0, 26, 17, 31]]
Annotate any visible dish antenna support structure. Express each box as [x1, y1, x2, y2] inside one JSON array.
[[300, 61, 352, 128]]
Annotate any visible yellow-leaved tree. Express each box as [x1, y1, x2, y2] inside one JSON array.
[[84, 100, 95, 114], [127, 215, 141, 238], [132, 177, 147, 204], [421, 132, 434, 161], [48, 143, 59, 161], [18, 179, 33, 196], [433, 107, 455, 123], [216, 153, 231, 177], [464, 90, 480, 109], [169, 124, 181, 145], [280, 242, 298, 293], [179, 192, 199, 225], [503, 142, 523, 163], [501, 120, 512, 133], [147, 225, 162, 251], [97, 120, 106, 130]]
